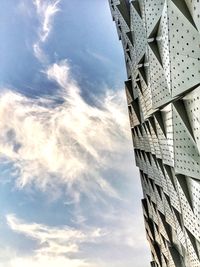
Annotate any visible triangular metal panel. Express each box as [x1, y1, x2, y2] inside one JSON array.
[[169, 0, 200, 97], [145, 0, 165, 38], [116, 0, 130, 27], [168, 245, 185, 267], [184, 0, 200, 32], [158, 210, 172, 242], [125, 79, 134, 103], [173, 100, 195, 141], [126, 31, 134, 44], [171, 0, 197, 29], [130, 4, 147, 64], [173, 105, 200, 179], [172, 207, 186, 249], [163, 193, 176, 230], [156, 1, 171, 93], [182, 86, 200, 157], [176, 174, 193, 210], [145, 121, 155, 155], [131, 0, 142, 18], [148, 40, 163, 67], [185, 176, 200, 242], [149, 119, 162, 159], [174, 175, 198, 240], [185, 228, 200, 260], [148, 43, 171, 109], [161, 104, 174, 167]]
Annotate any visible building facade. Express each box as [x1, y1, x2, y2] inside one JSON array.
[[108, 0, 200, 266]]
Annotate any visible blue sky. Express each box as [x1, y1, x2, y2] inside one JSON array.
[[0, 1, 150, 266]]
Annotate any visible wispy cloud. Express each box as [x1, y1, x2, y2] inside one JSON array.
[[33, 43, 47, 63], [0, 60, 130, 201], [34, 0, 60, 42], [7, 214, 103, 256], [1, 256, 92, 267], [33, 0, 60, 61], [0, 60, 150, 266], [4, 210, 149, 267], [3, 214, 103, 267], [86, 49, 112, 64]]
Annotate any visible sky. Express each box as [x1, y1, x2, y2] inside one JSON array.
[[0, 0, 150, 266]]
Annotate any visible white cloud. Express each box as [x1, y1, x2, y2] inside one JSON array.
[[6, 214, 103, 256], [0, 58, 150, 266], [2, 256, 91, 267], [86, 49, 111, 64], [33, 0, 60, 61], [3, 214, 103, 267], [4, 212, 150, 267], [104, 212, 148, 249], [34, 0, 60, 42], [0, 60, 130, 201], [0, 60, 151, 266], [33, 43, 47, 63]]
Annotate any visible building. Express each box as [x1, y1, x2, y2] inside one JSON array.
[[108, 0, 200, 266]]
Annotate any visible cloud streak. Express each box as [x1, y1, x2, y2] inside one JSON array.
[[0, 60, 130, 201], [34, 0, 60, 42], [6, 214, 103, 256], [2, 212, 95, 267], [33, 0, 60, 61], [2, 256, 91, 267], [4, 211, 149, 267]]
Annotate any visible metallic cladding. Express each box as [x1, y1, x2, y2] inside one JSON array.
[[108, 0, 200, 266]]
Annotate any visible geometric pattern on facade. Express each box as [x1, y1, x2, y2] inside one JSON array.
[[108, 0, 200, 266]]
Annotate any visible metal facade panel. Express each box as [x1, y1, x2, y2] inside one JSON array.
[[161, 104, 174, 167], [144, 0, 165, 38], [108, 0, 200, 265], [148, 44, 171, 109], [169, 0, 200, 98], [173, 103, 200, 179], [130, 3, 147, 64], [183, 86, 200, 159], [185, 0, 200, 32], [157, 1, 171, 93]]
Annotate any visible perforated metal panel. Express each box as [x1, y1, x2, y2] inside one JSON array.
[[145, 0, 165, 38], [169, 0, 200, 98], [186, 176, 200, 241], [183, 86, 200, 160], [185, 0, 200, 32], [173, 102, 200, 179], [148, 42, 171, 108], [164, 166, 181, 213], [130, 3, 147, 64], [172, 208, 187, 249], [175, 175, 199, 243], [157, 1, 171, 92], [109, 0, 200, 265], [185, 231, 200, 267]]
